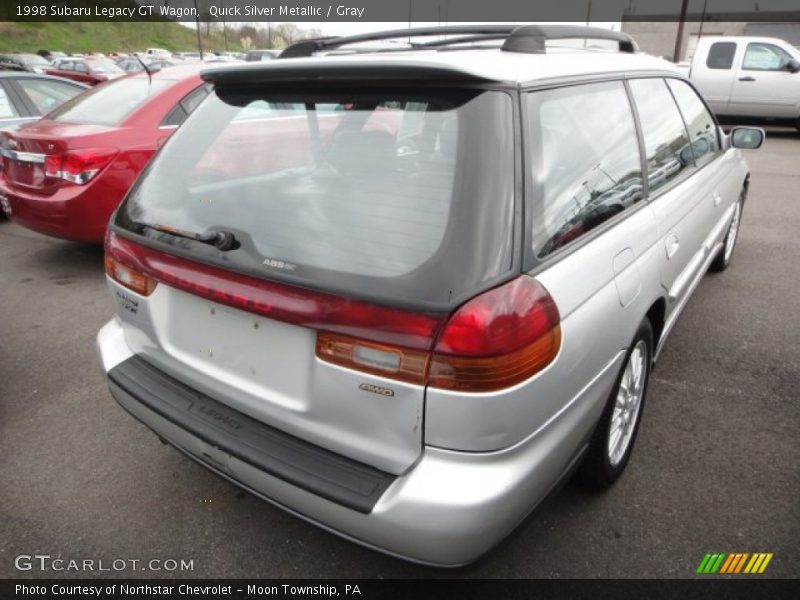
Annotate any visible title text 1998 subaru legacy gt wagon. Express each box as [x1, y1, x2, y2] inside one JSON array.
[[96, 25, 764, 566]]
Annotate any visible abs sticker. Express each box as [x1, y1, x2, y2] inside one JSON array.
[[262, 257, 297, 271]]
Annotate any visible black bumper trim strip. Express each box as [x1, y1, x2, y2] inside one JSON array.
[[108, 355, 396, 513]]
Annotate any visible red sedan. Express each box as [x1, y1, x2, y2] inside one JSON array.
[[0, 65, 209, 243], [44, 57, 125, 86]]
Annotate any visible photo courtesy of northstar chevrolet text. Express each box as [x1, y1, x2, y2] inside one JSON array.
[[0, 0, 797, 595]]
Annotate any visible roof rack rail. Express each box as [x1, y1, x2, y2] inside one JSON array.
[[279, 24, 638, 59]]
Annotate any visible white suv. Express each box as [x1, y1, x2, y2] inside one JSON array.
[[97, 25, 763, 566]]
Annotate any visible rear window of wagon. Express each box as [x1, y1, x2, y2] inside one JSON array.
[[115, 86, 516, 308]]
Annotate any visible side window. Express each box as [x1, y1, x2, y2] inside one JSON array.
[[706, 42, 736, 69], [742, 42, 793, 71], [16, 79, 83, 115], [628, 78, 693, 195], [666, 79, 720, 167], [528, 81, 644, 258], [59, 61, 74, 72], [161, 105, 187, 127], [74, 62, 89, 73], [179, 84, 211, 114], [0, 85, 19, 119], [161, 85, 210, 127]]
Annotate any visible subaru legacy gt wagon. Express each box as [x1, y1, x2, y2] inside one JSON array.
[[97, 26, 764, 566]]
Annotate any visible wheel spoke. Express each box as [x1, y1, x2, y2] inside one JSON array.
[[608, 428, 622, 456], [607, 339, 648, 467], [632, 350, 642, 386], [611, 413, 624, 432]]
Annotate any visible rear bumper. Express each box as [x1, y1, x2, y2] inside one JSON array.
[[97, 318, 620, 566], [0, 178, 118, 243]]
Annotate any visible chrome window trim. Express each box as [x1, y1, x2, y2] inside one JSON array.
[[0, 147, 46, 163]]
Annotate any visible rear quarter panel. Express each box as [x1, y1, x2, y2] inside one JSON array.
[[425, 203, 664, 452]]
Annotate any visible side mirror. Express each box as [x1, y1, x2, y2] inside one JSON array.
[[730, 127, 765, 150], [692, 137, 711, 159], [679, 145, 694, 165], [787, 58, 800, 73]]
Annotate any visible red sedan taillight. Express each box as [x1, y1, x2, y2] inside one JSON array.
[[105, 233, 561, 392], [45, 147, 117, 184]]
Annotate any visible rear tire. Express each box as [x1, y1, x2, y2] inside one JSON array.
[[709, 192, 744, 273], [577, 318, 653, 490]]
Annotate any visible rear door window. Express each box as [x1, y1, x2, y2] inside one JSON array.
[[628, 78, 693, 195], [665, 79, 720, 168], [527, 80, 643, 258]]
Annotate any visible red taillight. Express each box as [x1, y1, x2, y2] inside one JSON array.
[[105, 233, 561, 392], [105, 232, 446, 348], [428, 277, 561, 391], [45, 147, 117, 184], [316, 277, 560, 390]]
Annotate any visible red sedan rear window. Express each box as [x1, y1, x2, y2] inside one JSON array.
[[47, 78, 174, 126]]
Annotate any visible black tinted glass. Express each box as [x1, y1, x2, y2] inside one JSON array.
[[707, 42, 736, 69], [666, 79, 720, 167], [115, 87, 515, 309], [528, 81, 643, 258], [629, 78, 693, 194]]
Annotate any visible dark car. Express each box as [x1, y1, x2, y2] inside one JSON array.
[[0, 53, 53, 73], [37, 50, 67, 62]]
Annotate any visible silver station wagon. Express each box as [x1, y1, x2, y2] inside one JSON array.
[[97, 25, 764, 566]]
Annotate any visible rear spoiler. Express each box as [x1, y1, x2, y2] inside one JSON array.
[[200, 59, 498, 87]]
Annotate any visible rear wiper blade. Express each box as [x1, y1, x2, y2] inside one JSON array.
[[135, 222, 239, 251]]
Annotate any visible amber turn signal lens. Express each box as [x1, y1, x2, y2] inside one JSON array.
[[104, 254, 157, 296], [428, 325, 561, 392], [316, 332, 429, 385]]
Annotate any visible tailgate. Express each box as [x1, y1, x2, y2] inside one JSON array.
[[111, 279, 427, 474]]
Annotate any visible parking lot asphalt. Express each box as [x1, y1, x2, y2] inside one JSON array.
[[1, 131, 798, 579]]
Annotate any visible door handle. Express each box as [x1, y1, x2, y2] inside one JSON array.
[[738, 76, 756, 82], [665, 233, 680, 260]]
